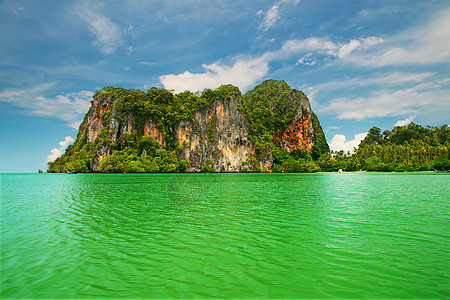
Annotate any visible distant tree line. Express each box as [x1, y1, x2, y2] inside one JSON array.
[[326, 123, 449, 172]]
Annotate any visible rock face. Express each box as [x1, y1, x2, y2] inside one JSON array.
[[176, 100, 254, 172], [85, 95, 137, 144], [144, 118, 166, 147], [272, 90, 315, 152], [82, 93, 255, 172], [52, 80, 328, 173]]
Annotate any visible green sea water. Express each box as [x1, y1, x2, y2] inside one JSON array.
[[1, 172, 449, 298]]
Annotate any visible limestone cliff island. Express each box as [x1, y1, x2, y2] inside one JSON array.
[[48, 80, 329, 173]]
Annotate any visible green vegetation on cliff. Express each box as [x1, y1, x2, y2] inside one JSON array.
[[96, 85, 241, 147], [97, 136, 188, 173], [240, 80, 328, 156], [49, 85, 240, 173], [242, 80, 298, 142], [47, 131, 95, 173], [47, 80, 330, 173], [238, 80, 329, 172]]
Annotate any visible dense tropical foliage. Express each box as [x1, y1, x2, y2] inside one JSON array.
[[330, 123, 449, 172], [48, 85, 238, 173], [238, 80, 328, 172], [48, 80, 331, 173]]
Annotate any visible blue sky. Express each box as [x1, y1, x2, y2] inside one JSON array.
[[1, 0, 449, 172]]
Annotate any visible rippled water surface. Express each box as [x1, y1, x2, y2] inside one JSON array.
[[1, 173, 449, 298]]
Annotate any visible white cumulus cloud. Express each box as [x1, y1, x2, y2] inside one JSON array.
[[329, 132, 368, 153], [47, 136, 74, 162], [395, 115, 416, 127], [159, 57, 269, 93]]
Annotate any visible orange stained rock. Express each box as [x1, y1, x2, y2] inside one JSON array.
[[273, 113, 313, 152], [177, 128, 189, 146], [217, 102, 225, 120], [144, 121, 165, 146]]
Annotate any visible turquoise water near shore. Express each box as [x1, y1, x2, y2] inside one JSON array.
[[1, 172, 449, 298]]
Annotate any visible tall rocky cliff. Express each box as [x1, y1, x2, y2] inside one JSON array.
[[48, 80, 328, 173], [175, 100, 254, 172]]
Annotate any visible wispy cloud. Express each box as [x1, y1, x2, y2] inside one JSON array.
[[77, 5, 124, 54], [139, 61, 156, 66], [47, 136, 74, 162], [309, 72, 435, 91], [160, 57, 269, 93], [316, 83, 449, 121], [0, 82, 55, 99], [0, 84, 93, 128], [297, 53, 317, 66], [271, 36, 383, 63], [1, 2, 26, 15], [337, 37, 383, 59], [259, 3, 280, 31], [280, 9, 450, 124], [346, 9, 450, 66], [258, 0, 300, 31], [277, 37, 338, 56], [264, 9, 449, 67]]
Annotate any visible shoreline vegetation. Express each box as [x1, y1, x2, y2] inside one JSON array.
[[41, 170, 449, 174], [49, 121, 449, 174], [333, 123, 449, 173]]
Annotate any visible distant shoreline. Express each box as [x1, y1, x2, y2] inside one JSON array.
[[38, 170, 448, 174]]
